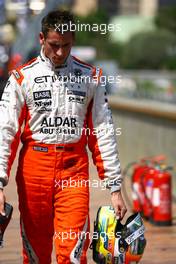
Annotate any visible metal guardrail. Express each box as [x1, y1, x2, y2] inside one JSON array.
[[109, 95, 176, 121]]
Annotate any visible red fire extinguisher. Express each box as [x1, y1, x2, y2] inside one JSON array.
[[141, 155, 167, 220], [132, 162, 149, 214], [123, 155, 172, 226], [131, 155, 167, 217], [150, 166, 172, 226], [142, 167, 155, 220]]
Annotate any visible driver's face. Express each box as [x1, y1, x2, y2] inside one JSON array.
[[39, 30, 74, 66]]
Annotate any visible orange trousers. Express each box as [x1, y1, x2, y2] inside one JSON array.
[[16, 143, 90, 264]]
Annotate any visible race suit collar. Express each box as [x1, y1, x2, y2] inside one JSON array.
[[39, 47, 72, 73]]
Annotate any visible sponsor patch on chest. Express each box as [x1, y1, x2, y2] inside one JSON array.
[[33, 90, 51, 101], [67, 90, 86, 104]]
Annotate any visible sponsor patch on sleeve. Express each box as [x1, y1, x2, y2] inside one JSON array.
[[12, 69, 24, 85]]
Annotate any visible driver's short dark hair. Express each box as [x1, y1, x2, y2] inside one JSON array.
[[41, 9, 75, 38]]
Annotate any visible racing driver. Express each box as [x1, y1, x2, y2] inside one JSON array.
[[0, 10, 127, 264]]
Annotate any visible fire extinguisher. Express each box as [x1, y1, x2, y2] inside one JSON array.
[[131, 162, 149, 214], [123, 158, 155, 215], [141, 155, 168, 220], [150, 166, 172, 226], [131, 155, 166, 216], [141, 167, 155, 220], [122, 155, 172, 226]]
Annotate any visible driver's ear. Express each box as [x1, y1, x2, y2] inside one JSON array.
[[39, 32, 45, 45]]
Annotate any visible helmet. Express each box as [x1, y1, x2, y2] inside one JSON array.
[[92, 206, 146, 264]]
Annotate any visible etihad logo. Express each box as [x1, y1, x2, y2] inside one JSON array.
[[34, 73, 91, 84], [34, 75, 57, 83]]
